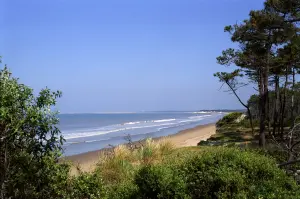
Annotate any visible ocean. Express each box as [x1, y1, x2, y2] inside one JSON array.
[[59, 111, 225, 156]]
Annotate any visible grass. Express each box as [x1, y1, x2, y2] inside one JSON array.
[[198, 125, 258, 148], [94, 138, 176, 184]]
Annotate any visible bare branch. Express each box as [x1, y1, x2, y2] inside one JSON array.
[[279, 159, 300, 167]]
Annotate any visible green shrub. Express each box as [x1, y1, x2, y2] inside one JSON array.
[[94, 147, 300, 199], [68, 147, 300, 199], [70, 172, 106, 199], [216, 112, 243, 127], [0, 67, 71, 199], [197, 140, 210, 146], [134, 165, 190, 199], [239, 118, 259, 128], [181, 147, 300, 199], [106, 182, 138, 199]]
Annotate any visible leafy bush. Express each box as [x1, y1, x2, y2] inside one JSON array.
[[110, 147, 299, 199], [94, 145, 300, 199], [106, 182, 138, 199], [239, 118, 259, 128], [0, 67, 71, 199], [181, 147, 300, 199], [134, 165, 189, 199], [216, 112, 243, 127], [70, 172, 106, 199]]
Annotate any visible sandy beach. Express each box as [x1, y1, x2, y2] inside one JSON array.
[[63, 123, 216, 173]]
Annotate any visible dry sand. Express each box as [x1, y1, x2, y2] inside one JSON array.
[[168, 123, 216, 147], [63, 123, 216, 173]]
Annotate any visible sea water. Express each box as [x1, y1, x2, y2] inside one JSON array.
[[59, 111, 225, 156]]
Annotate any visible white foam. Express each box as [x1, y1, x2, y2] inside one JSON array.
[[193, 111, 211, 114], [63, 122, 177, 140], [188, 115, 211, 119], [157, 126, 171, 131], [85, 140, 99, 143], [63, 130, 116, 140], [123, 121, 141, 125], [62, 115, 215, 141], [153, 119, 176, 123]]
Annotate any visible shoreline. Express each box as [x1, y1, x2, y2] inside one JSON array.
[[63, 123, 216, 173]]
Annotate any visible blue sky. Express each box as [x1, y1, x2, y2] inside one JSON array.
[[1, 0, 264, 113]]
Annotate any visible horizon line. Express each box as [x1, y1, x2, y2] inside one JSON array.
[[58, 109, 246, 114]]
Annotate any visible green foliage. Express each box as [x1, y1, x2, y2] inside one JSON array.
[[134, 165, 189, 199], [239, 118, 259, 128], [70, 172, 106, 199], [106, 182, 138, 199], [0, 67, 70, 199], [98, 146, 300, 199], [214, 70, 243, 82], [181, 147, 300, 199], [216, 112, 244, 127]]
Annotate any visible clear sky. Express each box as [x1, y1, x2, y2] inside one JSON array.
[[1, 0, 264, 113]]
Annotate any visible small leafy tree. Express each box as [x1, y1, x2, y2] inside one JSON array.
[[0, 66, 70, 199]]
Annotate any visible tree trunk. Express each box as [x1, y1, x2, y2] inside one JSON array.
[[290, 67, 296, 128], [273, 75, 280, 136], [0, 138, 8, 199], [247, 107, 254, 135], [280, 66, 289, 136], [259, 68, 266, 148], [267, 88, 271, 135]]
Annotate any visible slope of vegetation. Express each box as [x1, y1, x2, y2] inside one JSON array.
[[74, 144, 300, 199]]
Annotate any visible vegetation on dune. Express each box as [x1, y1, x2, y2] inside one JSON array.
[[94, 138, 175, 185], [216, 112, 244, 128], [183, 147, 300, 199], [101, 147, 300, 199], [71, 142, 300, 199]]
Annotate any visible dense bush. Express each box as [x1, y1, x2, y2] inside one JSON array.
[[107, 147, 300, 199], [181, 147, 300, 199], [107, 182, 138, 199], [0, 67, 71, 199], [69, 172, 106, 199], [134, 165, 189, 199], [216, 112, 244, 127]]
